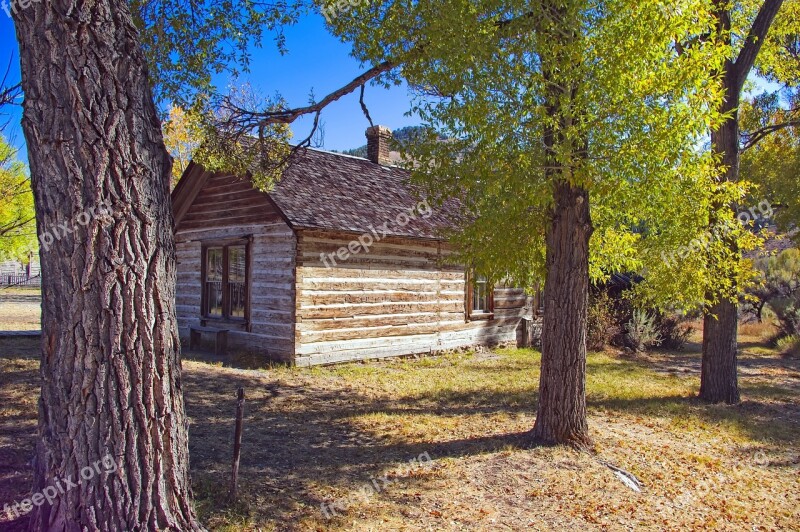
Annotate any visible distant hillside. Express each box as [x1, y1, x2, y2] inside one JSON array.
[[334, 126, 445, 158]]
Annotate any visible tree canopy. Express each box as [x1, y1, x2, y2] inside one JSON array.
[[324, 0, 745, 310]]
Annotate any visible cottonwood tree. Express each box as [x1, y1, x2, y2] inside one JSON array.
[[9, 0, 306, 527], [699, 0, 798, 404], [0, 134, 35, 260], [325, 0, 727, 446]]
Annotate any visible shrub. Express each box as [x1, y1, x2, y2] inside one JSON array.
[[746, 248, 800, 324], [769, 295, 800, 338], [656, 313, 693, 350], [587, 291, 620, 351], [625, 309, 662, 352], [776, 334, 800, 358]]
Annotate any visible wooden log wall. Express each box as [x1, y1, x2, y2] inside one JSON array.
[[294, 229, 532, 366]]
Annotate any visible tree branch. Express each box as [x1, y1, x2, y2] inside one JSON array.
[[359, 84, 375, 129], [732, 0, 785, 92], [253, 9, 538, 129], [0, 216, 35, 238], [742, 109, 800, 150], [257, 60, 396, 127], [0, 55, 21, 108]]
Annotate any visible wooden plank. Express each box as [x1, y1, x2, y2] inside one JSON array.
[[300, 279, 441, 291], [297, 318, 523, 344], [297, 312, 442, 331], [180, 212, 283, 230], [179, 213, 282, 231], [298, 301, 464, 319], [191, 185, 267, 204], [493, 296, 528, 309], [184, 202, 276, 220], [294, 326, 519, 359], [176, 223, 282, 240], [299, 292, 460, 306], [172, 165, 212, 227], [299, 266, 464, 281], [302, 239, 443, 258]]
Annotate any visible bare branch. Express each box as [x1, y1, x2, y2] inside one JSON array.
[[742, 107, 800, 150], [359, 84, 375, 129], [0, 55, 21, 107], [256, 60, 396, 128], [247, 9, 537, 130]]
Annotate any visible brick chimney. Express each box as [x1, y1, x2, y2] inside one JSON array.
[[366, 125, 392, 166]]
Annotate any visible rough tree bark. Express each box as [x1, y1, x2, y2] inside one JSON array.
[[12, 0, 202, 529], [701, 300, 741, 403], [700, 0, 784, 404], [531, 181, 593, 448], [701, 77, 742, 404]]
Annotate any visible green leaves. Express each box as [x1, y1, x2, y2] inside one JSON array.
[[740, 91, 800, 236], [329, 0, 733, 309], [130, 0, 306, 107]]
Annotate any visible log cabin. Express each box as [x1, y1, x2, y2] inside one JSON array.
[[171, 126, 540, 365]]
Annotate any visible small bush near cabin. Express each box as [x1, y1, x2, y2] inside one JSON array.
[[655, 313, 693, 350], [587, 291, 620, 351]]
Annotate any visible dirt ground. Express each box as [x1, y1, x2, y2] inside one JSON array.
[[0, 325, 798, 531], [0, 288, 41, 331]]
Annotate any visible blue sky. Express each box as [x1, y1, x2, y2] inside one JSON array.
[[0, 10, 419, 161], [0, 9, 786, 164]]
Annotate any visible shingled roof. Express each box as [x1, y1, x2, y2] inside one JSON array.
[[174, 147, 462, 240]]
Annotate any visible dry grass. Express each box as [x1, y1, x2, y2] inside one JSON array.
[[739, 320, 779, 343], [0, 288, 41, 331], [1, 331, 798, 531]]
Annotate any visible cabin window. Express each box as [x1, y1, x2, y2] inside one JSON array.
[[467, 272, 494, 320], [202, 243, 249, 321], [205, 248, 224, 317]]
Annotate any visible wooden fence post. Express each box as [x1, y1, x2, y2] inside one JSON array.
[[230, 387, 245, 500]]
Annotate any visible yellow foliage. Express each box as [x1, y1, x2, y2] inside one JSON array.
[[162, 105, 204, 189]]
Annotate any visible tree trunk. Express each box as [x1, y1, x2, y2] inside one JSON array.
[[12, 1, 202, 529], [699, 0, 785, 405], [701, 74, 741, 405], [701, 298, 740, 403], [531, 181, 593, 448]]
